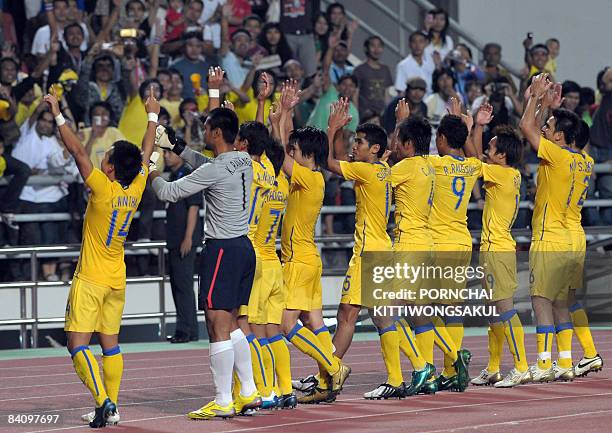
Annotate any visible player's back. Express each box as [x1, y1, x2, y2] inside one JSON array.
[[480, 163, 521, 251], [281, 162, 324, 264], [566, 150, 594, 233], [429, 154, 482, 246], [75, 165, 148, 288], [392, 156, 435, 246], [254, 172, 289, 261], [247, 156, 276, 242]]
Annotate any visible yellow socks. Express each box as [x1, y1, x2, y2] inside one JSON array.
[[101, 346, 123, 404], [486, 321, 505, 373], [70, 346, 108, 407], [556, 322, 574, 369], [258, 338, 275, 397], [536, 325, 555, 369], [314, 326, 334, 390], [379, 326, 403, 386], [286, 324, 339, 375], [269, 334, 292, 395], [396, 318, 426, 370], [432, 317, 458, 377], [246, 334, 268, 394], [414, 323, 435, 365], [570, 302, 598, 358], [499, 309, 528, 372]]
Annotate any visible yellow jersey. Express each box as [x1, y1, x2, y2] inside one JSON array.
[[567, 150, 594, 232], [532, 137, 576, 243], [480, 163, 521, 251], [247, 156, 276, 242], [391, 156, 435, 246], [340, 161, 393, 255], [430, 154, 483, 247], [281, 161, 324, 264], [254, 172, 289, 261], [74, 165, 148, 288]]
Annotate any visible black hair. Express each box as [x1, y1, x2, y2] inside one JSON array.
[[89, 101, 114, 123], [183, 31, 203, 42], [37, 109, 56, 133], [258, 23, 293, 65], [252, 69, 277, 100], [530, 43, 549, 54], [562, 80, 581, 96], [138, 78, 163, 100], [326, 2, 345, 16], [397, 117, 432, 156], [364, 36, 384, 52], [159, 106, 171, 121], [551, 108, 580, 144], [492, 125, 522, 167], [314, 13, 330, 54], [179, 98, 197, 117], [93, 54, 114, 75], [579, 87, 595, 107], [108, 140, 143, 187], [483, 42, 501, 53], [63, 22, 84, 40], [575, 120, 590, 150], [242, 14, 262, 26], [157, 68, 171, 78], [207, 107, 239, 144], [356, 123, 388, 158], [265, 138, 285, 176], [288, 126, 328, 168], [126, 0, 145, 11], [408, 31, 427, 44], [427, 8, 450, 47], [596, 67, 609, 93], [338, 74, 358, 87], [438, 115, 468, 149], [238, 121, 269, 156], [431, 67, 456, 93], [167, 68, 181, 77], [455, 43, 473, 60], [53, 0, 68, 5]]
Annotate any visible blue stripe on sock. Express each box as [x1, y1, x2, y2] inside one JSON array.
[[500, 309, 517, 323], [414, 323, 434, 335], [265, 345, 276, 387], [433, 326, 451, 352], [246, 333, 256, 343], [378, 325, 396, 336], [102, 345, 121, 357], [396, 319, 419, 357], [81, 348, 100, 396], [293, 332, 332, 367], [268, 334, 284, 343], [258, 338, 269, 347], [536, 325, 555, 333], [249, 339, 267, 387], [313, 326, 329, 336], [569, 302, 582, 313], [555, 322, 573, 333], [286, 323, 302, 341], [69, 345, 89, 358], [507, 318, 520, 362]]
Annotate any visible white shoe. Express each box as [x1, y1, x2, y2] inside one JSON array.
[[494, 368, 532, 388], [363, 383, 405, 399], [529, 364, 554, 383], [292, 374, 318, 393], [574, 354, 603, 377], [553, 362, 575, 381], [470, 369, 502, 386], [81, 409, 120, 425]]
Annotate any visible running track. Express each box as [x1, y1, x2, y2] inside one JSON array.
[[0, 331, 610, 433]]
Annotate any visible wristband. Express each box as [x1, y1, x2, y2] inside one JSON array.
[[45, 2, 54, 11], [55, 113, 66, 126], [208, 88, 220, 98], [148, 112, 159, 123]]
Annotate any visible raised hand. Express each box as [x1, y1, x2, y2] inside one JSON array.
[[475, 102, 494, 126], [145, 84, 161, 115], [461, 111, 474, 132], [530, 73, 553, 99], [395, 98, 410, 123], [43, 93, 61, 117], [279, 80, 301, 112], [208, 66, 225, 90], [447, 96, 463, 116], [543, 82, 563, 109], [328, 97, 352, 132], [257, 72, 273, 101], [222, 99, 235, 111]]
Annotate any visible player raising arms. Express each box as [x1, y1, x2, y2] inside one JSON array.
[[45, 86, 158, 428], [464, 103, 531, 388], [561, 120, 603, 377], [519, 73, 580, 382]]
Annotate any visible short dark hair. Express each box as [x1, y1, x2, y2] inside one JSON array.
[[398, 117, 432, 156], [483, 42, 501, 53], [138, 78, 163, 100], [438, 115, 468, 149], [562, 80, 581, 96], [265, 138, 285, 176], [108, 140, 143, 187], [288, 126, 328, 168], [580, 87, 595, 106], [207, 108, 239, 144], [409, 31, 427, 44], [93, 54, 114, 74], [63, 22, 84, 39], [364, 35, 384, 51], [356, 123, 387, 158], [552, 108, 580, 144], [596, 67, 609, 92], [530, 43, 549, 54], [159, 106, 171, 121], [242, 14, 262, 26], [126, 0, 145, 12], [179, 98, 197, 116], [89, 101, 113, 123], [575, 120, 590, 150], [326, 2, 345, 15], [53, 0, 68, 5], [338, 74, 358, 87], [183, 31, 203, 42], [238, 121, 269, 156], [432, 67, 455, 93], [492, 126, 522, 167]]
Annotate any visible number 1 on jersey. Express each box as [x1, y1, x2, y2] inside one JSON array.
[[452, 176, 466, 210]]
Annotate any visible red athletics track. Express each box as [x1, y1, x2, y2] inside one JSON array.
[[0, 331, 611, 433]]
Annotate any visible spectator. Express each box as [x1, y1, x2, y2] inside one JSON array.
[[199, 0, 223, 51], [313, 12, 330, 66], [383, 77, 428, 134], [579, 86, 596, 126], [157, 69, 172, 99], [279, 0, 320, 77], [228, 69, 278, 125], [163, 148, 201, 344], [176, 97, 206, 153], [472, 77, 521, 121], [257, 23, 294, 69], [424, 7, 453, 61], [48, 22, 86, 86], [0, 137, 31, 231], [465, 80, 483, 110], [171, 31, 212, 99], [395, 31, 435, 95], [119, 78, 163, 147], [325, 2, 356, 47], [307, 73, 358, 132], [162, 0, 204, 57], [222, 0, 252, 36], [31, 0, 89, 58], [545, 37, 560, 75], [521, 43, 552, 94], [219, 24, 252, 88], [353, 36, 393, 120], [243, 14, 267, 57], [447, 43, 485, 104], [165, 0, 187, 43], [561, 80, 581, 114], [161, 69, 186, 128], [283, 60, 322, 128], [425, 67, 459, 125], [80, 101, 124, 169], [482, 42, 517, 93], [325, 38, 353, 85]]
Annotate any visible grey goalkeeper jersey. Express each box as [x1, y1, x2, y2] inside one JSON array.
[[152, 147, 253, 240]]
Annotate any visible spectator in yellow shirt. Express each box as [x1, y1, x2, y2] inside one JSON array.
[[80, 102, 125, 169], [118, 78, 163, 146]]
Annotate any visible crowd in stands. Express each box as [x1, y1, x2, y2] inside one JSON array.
[[0, 0, 610, 281]]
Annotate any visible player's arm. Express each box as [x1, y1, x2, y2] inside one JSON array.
[[276, 80, 301, 177], [519, 73, 553, 152], [207, 66, 224, 113], [327, 97, 352, 176], [255, 72, 273, 124], [142, 84, 161, 165], [152, 162, 215, 203], [469, 102, 494, 160], [43, 93, 93, 180]]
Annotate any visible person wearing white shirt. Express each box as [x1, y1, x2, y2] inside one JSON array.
[[395, 31, 435, 95], [424, 67, 459, 127], [31, 0, 89, 57], [423, 7, 454, 61]]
